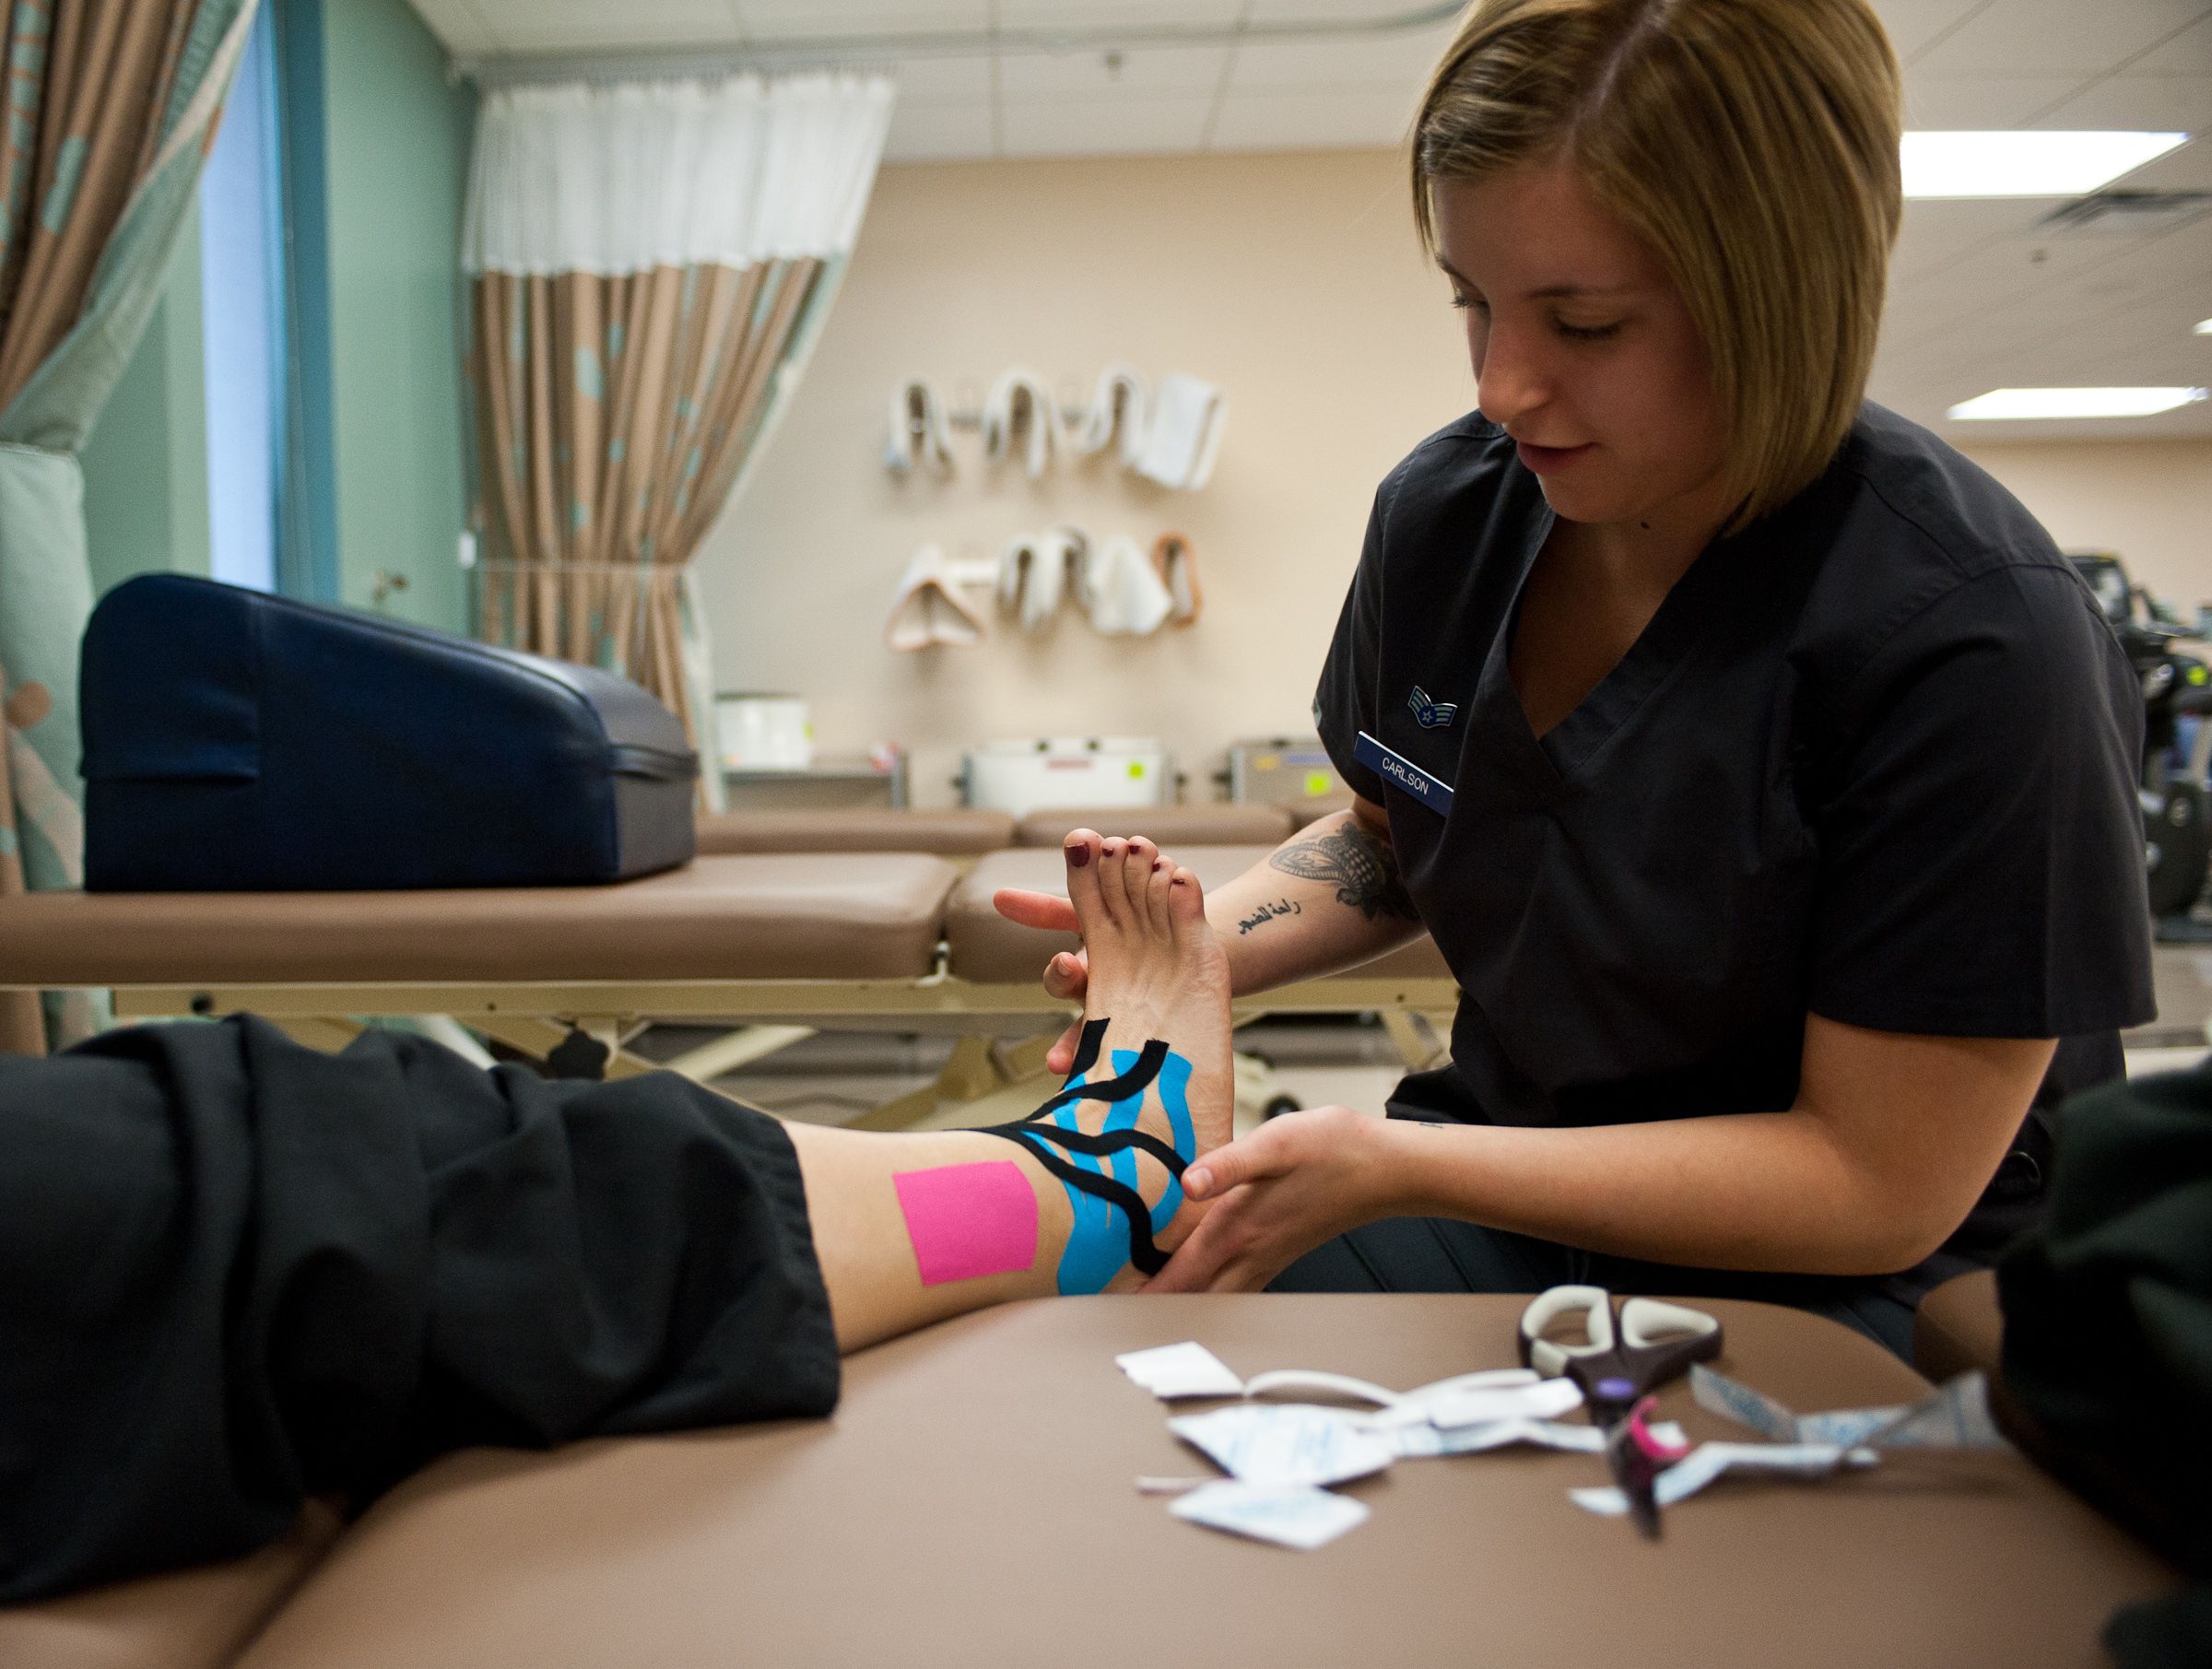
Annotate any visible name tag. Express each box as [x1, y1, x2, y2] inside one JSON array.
[[1354, 731, 1453, 817]]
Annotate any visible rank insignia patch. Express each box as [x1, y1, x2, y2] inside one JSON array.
[[1406, 686, 1458, 730]]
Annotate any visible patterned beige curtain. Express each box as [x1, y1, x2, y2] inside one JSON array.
[[466, 254, 823, 746], [0, 0, 258, 1054], [461, 73, 894, 775], [0, 1, 204, 405]]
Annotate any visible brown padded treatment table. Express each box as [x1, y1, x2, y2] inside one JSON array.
[[1911, 1271, 2074, 1483], [0, 845, 1458, 1120], [0, 853, 959, 987], [691, 804, 1294, 858], [0, 844, 1455, 1037], [1290, 792, 1355, 826], [695, 807, 1015, 856], [0, 853, 965, 1081], [1914, 1269, 2004, 1386], [0, 1509, 343, 1669], [150, 1295, 2166, 1669]]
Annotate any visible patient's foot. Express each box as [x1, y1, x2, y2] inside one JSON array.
[[1049, 829, 1234, 1286], [1066, 832, 1231, 1067]]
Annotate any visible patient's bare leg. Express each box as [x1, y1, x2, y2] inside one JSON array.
[[789, 832, 1232, 1351], [785, 1122, 1062, 1350]]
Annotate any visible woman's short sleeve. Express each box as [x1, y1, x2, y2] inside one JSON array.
[[1808, 562, 2155, 1038], [1312, 480, 1393, 805]]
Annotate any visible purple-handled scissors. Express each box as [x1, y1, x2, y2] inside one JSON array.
[[1517, 1285, 1723, 1538]]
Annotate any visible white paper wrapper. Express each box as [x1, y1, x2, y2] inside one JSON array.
[[1168, 1405, 1398, 1488], [1116, 1341, 1245, 1400], [1424, 1377, 1586, 1429], [1692, 1366, 2007, 1451], [1169, 1482, 1370, 1550]]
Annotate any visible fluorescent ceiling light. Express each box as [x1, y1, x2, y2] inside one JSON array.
[[1948, 387, 2209, 420], [1902, 131, 2189, 198], [2196, 318, 2212, 335]]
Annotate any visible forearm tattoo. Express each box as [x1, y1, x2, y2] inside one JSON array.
[[1268, 822, 1419, 923], [1235, 897, 1304, 935]]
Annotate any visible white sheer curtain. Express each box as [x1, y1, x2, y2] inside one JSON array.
[[464, 74, 889, 275]]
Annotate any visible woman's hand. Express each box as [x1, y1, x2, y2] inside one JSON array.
[[989, 887, 1089, 1073], [1145, 1107, 1402, 1293]]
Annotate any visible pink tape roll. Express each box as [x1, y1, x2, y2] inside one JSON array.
[[893, 1160, 1039, 1286]]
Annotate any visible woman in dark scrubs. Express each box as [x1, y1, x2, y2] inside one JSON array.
[[998, 0, 2154, 1353]]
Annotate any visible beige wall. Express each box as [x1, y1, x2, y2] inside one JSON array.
[[1956, 440, 2212, 616], [697, 149, 1472, 808], [700, 148, 2212, 807]]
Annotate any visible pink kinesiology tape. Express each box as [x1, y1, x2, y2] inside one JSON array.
[[893, 1161, 1039, 1286]]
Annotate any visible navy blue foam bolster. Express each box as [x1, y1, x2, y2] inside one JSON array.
[[80, 573, 700, 891]]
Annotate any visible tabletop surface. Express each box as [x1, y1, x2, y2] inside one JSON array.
[[234, 1293, 2171, 1669]]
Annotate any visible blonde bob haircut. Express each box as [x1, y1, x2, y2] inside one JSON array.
[[1412, 0, 1903, 531]]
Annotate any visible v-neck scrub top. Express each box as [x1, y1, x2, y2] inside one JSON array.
[[1314, 401, 2154, 1250]]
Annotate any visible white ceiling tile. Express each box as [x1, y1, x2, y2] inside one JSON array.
[[2106, 270, 2202, 323], [891, 53, 992, 104], [998, 91, 1212, 156], [738, 2, 990, 41], [489, 0, 731, 26], [740, 0, 983, 24], [1208, 87, 1417, 151], [882, 98, 994, 160], [1902, 76, 2082, 125], [1985, 236, 2159, 301], [2115, 213, 2212, 278], [1878, 206, 2212, 428], [1245, 0, 1446, 19], [2118, 288, 2212, 337], [2054, 265, 2192, 320], [1889, 198, 2044, 277], [2032, 74, 2212, 131], [996, 44, 1227, 101], [492, 9, 744, 53], [403, 0, 500, 54], [1868, 0, 1995, 64], [1880, 271, 1970, 323], [1227, 27, 1455, 93], [1912, 0, 2206, 80], [2128, 8, 2212, 73], [994, 0, 1241, 29]]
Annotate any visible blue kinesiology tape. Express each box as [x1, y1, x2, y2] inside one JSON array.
[[1051, 1070, 1126, 1295], [1131, 1047, 1195, 1232], [1044, 1045, 1198, 1296], [1095, 1066, 1144, 1197]]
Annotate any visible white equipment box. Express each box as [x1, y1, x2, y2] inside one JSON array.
[[1224, 737, 1349, 809], [961, 737, 1171, 817]]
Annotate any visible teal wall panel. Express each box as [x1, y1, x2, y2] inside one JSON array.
[[80, 203, 211, 597], [80, 0, 474, 629], [320, 0, 474, 631], [274, 0, 338, 602]]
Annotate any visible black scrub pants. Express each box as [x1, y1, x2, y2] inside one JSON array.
[[1269, 1065, 1943, 1358], [0, 1017, 839, 1605]]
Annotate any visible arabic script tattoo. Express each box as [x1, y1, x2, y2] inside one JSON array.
[[1268, 823, 1418, 922], [1235, 897, 1304, 935]]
